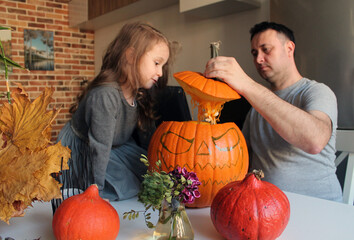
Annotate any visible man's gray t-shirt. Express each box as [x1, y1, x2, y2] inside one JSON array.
[[242, 78, 342, 201]]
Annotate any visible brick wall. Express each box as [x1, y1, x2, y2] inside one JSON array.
[[0, 0, 95, 141]]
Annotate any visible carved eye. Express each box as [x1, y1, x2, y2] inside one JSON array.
[[212, 127, 241, 152], [160, 131, 194, 154]]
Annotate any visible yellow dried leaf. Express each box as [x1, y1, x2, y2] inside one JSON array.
[[0, 85, 70, 224], [0, 84, 58, 152]]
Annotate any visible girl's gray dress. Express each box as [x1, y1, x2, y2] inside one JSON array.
[[55, 84, 149, 203]]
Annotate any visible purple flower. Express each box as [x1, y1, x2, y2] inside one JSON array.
[[193, 190, 201, 198], [181, 167, 188, 176], [168, 167, 201, 204], [187, 172, 197, 180], [182, 189, 195, 204], [175, 166, 182, 174]]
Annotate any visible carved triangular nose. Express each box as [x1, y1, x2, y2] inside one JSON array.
[[196, 141, 211, 156]]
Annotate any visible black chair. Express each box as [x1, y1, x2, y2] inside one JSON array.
[[154, 85, 192, 127], [218, 97, 251, 129]]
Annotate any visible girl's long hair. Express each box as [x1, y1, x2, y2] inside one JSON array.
[[70, 22, 174, 131]]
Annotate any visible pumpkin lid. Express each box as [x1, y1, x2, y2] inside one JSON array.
[[173, 42, 242, 124], [174, 71, 241, 103]]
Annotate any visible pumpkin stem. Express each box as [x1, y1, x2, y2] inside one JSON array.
[[209, 41, 222, 84], [252, 169, 264, 180], [84, 184, 100, 197], [210, 41, 221, 58], [196, 42, 224, 125]]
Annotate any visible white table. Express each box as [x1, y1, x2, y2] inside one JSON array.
[[1, 192, 354, 240]]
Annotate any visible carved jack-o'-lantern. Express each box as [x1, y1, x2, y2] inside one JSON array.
[[148, 42, 249, 207], [148, 121, 248, 207]]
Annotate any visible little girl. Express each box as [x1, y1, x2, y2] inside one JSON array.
[[55, 22, 173, 202]]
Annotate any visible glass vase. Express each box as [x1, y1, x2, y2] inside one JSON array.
[[153, 198, 194, 240]]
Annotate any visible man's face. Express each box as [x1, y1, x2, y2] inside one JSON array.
[[251, 29, 291, 84]]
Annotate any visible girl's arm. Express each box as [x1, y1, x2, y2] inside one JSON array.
[[85, 88, 120, 190]]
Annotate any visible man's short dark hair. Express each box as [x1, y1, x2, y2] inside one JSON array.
[[250, 21, 295, 43]]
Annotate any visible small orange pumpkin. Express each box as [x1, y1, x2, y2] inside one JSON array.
[[52, 184, 120, 240], [211, 170, 290, 240]]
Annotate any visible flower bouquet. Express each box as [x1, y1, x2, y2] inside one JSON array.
[[124, 155, 201, 240]]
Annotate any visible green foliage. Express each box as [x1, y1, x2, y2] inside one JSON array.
[[0, 27, 23, 75], [138, 154, 174, 208], [123, 205, 156, 229], [0, 26, 27, 103], [123, 154, 175, 228], [0, 51, 25, 70]]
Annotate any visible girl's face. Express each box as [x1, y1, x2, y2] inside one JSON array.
[[139, 41, 169, 89]]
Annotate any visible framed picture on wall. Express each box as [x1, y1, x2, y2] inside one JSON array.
[[24, 29, 54, 71], [0, 28, 12, 73]]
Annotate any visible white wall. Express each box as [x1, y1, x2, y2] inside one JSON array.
[[270, 0, 354, 128], [94, 0, 270, 119]]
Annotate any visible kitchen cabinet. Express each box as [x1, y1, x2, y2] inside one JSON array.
[[180, 0, 260, 18], [69, 0, 178, 30], [69, 0, 260, 30]]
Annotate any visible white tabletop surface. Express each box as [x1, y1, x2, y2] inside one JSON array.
[[1, 191, 353, 240]]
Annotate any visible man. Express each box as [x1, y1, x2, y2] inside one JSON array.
[[204, 21, 342, 202]]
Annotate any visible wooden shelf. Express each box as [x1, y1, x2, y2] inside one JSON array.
[[180, 0, 261, 18], [69, 0, 260, 30], [69, 0, 178, 30]]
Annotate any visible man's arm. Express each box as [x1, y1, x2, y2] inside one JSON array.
[[204, 56, 332, 154]]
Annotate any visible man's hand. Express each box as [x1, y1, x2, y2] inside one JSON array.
[[204, 56, 252, 95]]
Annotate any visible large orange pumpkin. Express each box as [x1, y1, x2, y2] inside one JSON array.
[[148, 121, 248, 207], [52, 184, 120, 240], [148, 42, 248, 207]]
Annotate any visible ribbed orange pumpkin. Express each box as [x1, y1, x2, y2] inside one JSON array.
[[210, 170, 290, 240], [52, 184, 120, 240], [148, 43, 248, 207], [148, 121, 248, 207]]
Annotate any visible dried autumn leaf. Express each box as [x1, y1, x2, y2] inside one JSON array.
[[0, 85, 70, 224], [0, 84, 58, 152]]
